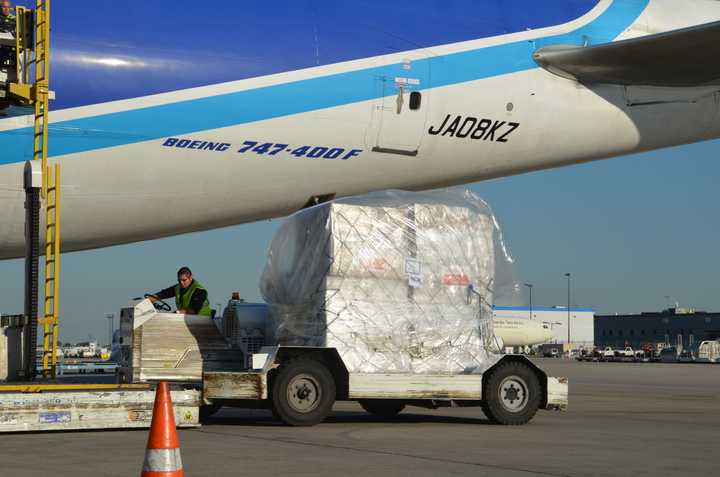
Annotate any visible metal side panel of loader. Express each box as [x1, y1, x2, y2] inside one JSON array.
[[348, 373, 484, 400], [202, 370, 569, 406], [546, 377, 569, 411], [201, 348, 569, 411], [350, 372, 567, 409], [204, 372, 268, 401], [0, 388, 200, 433], [118, 299, 244, 384]]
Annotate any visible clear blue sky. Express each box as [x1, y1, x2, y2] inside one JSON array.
[[1, 139, 718, 344]]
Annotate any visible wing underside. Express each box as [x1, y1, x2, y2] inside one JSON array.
[[533, 21, 720, 87]]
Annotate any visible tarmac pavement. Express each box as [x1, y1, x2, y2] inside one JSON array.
[[1, 359, 718, 477]]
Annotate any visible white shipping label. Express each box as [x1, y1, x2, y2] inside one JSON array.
[[405, 257, 422, 288]]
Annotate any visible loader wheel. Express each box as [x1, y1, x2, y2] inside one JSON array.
[[481, 361, 541, 425], [359, 400, 406, 419], [271, 359, 336, 426]]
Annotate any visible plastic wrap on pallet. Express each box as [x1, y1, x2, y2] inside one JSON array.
[[260, 188, 517, 374]]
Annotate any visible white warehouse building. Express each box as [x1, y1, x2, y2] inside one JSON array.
[[493, 306, 595, 349]]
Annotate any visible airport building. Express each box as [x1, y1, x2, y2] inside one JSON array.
[[595, 308, 720, 350], [493, 306, 595, 349]]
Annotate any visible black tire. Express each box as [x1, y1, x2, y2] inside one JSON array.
[[359, 400, 406, 419], [481, 361, 541, 425], [271, 359, 336, 426], [200, 404, 222, 422]]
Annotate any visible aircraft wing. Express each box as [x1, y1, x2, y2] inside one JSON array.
[[533, 21, 720, 87]]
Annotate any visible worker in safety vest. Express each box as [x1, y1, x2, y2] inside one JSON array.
[[0, 0, 15, 111], [0, 0, 14, 31], [149, 266, 212, 316]]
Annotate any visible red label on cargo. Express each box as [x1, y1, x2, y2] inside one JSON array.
[[362, 259, 387, 270], [442, 273, 470, 286]]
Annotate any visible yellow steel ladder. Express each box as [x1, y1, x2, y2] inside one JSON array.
[[42, 163, 60, 378], [9, 1, 58, 378]]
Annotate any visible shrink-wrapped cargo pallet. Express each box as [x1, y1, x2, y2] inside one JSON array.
[[261, 189, 516, 374]]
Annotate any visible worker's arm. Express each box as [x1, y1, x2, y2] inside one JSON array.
[[148, 286, 175, 302], [180, 288, 207, 315]]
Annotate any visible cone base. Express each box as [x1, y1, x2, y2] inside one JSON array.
[[141, 471, 185, 477]]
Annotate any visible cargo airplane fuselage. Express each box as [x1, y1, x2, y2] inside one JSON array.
[[1, 0, 720, 258]]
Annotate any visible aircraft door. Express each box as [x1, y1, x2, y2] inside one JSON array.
[[367, 57, 429, 156]]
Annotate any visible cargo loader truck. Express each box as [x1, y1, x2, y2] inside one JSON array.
[[0, 298, 567, 433], [118, 298, 568, 427]]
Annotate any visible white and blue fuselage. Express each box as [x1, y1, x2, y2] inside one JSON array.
[[1, 0, 719, 258]]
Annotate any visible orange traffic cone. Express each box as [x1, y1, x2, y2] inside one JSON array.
[[141, 381, 185, 477]]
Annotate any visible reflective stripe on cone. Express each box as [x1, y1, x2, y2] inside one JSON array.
[[143, 448, 183, 473]]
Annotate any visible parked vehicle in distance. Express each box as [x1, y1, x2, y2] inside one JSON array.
[[634, 349, 650, 362], [659, 347, 678, 363], [613, 346, 634, 359], [677, 349, 695, 363], [541, 344, 562, 358], [575, 349, 593, 362], [602, 347, 615, 361], [696, 340, 720, 363]]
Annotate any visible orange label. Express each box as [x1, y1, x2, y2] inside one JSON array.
[[362, 259, 387, 270], [442, 273, 470, 286]]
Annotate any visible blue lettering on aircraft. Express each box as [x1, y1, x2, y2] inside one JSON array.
[[238, 141, 362, 160], [162, 137, 231, 151], [162, 137, 362, 160]]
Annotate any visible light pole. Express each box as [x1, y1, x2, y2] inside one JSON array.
[[105, 313, 114, 348], [564, 273, 571, 345], [524, 283, 533, 319]]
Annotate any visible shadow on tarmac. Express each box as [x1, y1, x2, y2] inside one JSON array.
[[202, 408, 494, 427]]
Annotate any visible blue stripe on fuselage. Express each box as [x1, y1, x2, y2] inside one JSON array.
[[47, 0, 601, 110], [0, 0, 649, 164]]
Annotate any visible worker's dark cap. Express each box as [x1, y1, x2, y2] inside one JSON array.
[[177, 266, 192, 277]]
